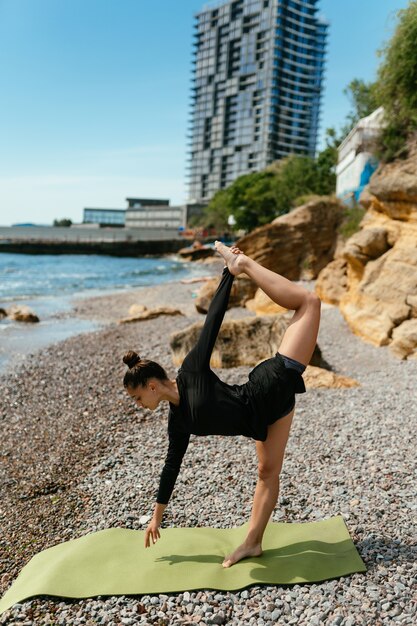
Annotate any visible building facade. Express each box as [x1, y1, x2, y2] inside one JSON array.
[[336, 107, 384, 205], [188, 0, 327, 202], [83, 208, 126, 226], [125, 199, 186, 230], [126, 198, 170, 209], [83, 199, 206, 232]]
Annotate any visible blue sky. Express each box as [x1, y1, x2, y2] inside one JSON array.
[[0, 0, 408, 226]]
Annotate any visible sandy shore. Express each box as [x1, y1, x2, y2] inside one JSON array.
[[0, 268, 416, 625], [69, 259, 225, 323]]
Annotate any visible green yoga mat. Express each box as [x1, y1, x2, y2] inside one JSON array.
[[0, 515, 366, 614]]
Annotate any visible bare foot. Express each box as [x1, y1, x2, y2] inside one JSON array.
[[222, 542, 262, 568], [214, 241, 246, 276]]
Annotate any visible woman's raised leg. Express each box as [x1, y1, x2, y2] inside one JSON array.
[[214, 241, 321, 366]]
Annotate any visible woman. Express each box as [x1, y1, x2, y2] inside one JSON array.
[[123, 241, 321, 568]]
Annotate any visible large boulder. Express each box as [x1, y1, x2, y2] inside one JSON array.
[[178, 244, 215, 261], [342, 227, 389, 269], [315, 258, 348, 305], [119, 306, 183, 323], [7, 305, 39, 323], [128, 304, 147, 316], [194, 275, 257, 314], [367, 144, 417, 208], [245, 288, 288, 315], [303, 366, 359, 389], [236, 197, 344, 280], [390, 319, 417, 359], [316, 141, 417, 358], [170, 313, 324, 369]]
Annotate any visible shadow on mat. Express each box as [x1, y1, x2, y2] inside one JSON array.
[[157, 538, 355, 566], [157, 554, 224, 565]]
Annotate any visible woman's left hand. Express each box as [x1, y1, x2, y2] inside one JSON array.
[[144, 520, 161, 547]]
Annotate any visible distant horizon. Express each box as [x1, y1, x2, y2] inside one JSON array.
[[0, 0, 407, 226]]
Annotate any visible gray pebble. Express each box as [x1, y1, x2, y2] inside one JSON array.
[[210, 610, 226, 625]]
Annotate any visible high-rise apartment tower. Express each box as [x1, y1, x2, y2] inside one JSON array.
[[187, 0, 328, 202]]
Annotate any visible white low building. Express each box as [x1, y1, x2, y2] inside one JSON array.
[[81, 197, 207, 232], [336, 107, 384, 205], [124, 199, 206, 230], [125, 204, 185, 230]]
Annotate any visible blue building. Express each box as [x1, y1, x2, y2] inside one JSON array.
[[188, 0, 328, 202], [336, 107, 384, 206]]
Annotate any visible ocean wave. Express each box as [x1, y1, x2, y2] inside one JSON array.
[[0, 253, 201, 300]]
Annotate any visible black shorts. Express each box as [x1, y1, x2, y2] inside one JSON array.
[[247, 352, 307, 426]]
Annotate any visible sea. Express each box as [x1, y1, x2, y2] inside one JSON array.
[[0, 252, 211, 373]]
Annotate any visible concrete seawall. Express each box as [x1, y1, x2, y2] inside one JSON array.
[[0, 226, 200, 256], [0, 239, 189, 256]]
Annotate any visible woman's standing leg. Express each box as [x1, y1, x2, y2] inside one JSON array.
[[223, 408, 294, 567]]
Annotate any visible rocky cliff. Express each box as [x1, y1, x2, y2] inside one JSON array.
[[187, 195, 356, 387], [316, 142, 417, 359], [236, 197, 344, 280], [193, 197, 344, 312]]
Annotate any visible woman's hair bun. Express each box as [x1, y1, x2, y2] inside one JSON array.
[[123, 350, 141, 369]]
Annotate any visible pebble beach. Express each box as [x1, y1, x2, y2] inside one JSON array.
[[0, 263, 416, 626]]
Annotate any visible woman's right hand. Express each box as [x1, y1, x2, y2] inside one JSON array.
[[144, 519, 161, 547]]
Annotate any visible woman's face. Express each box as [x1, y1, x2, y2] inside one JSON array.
[[127, 381, 160, 411]]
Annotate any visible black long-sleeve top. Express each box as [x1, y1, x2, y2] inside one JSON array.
[[156, 266, 306, 505]]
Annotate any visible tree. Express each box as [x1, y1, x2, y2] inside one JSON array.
[[325, 78, 380, 152], [232, 171, 277, 230], [270, 155, 318, 215], [315, 144, 337, 196], [343, 79, 380, 131], [203, 171, 276, 232], [376, 0, 417, 160], [201, 189, 230, 231], [203, 151, 337, 233], [53, 218, 72, 227]]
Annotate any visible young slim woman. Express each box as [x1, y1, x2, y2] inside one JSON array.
[[123, 241, 321, 568]]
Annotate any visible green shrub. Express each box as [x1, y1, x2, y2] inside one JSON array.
[[376, 1, 417, 160], [339, 204, 365, 240], [203, 151, 336, 232], [291, 193, 322, 208]]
